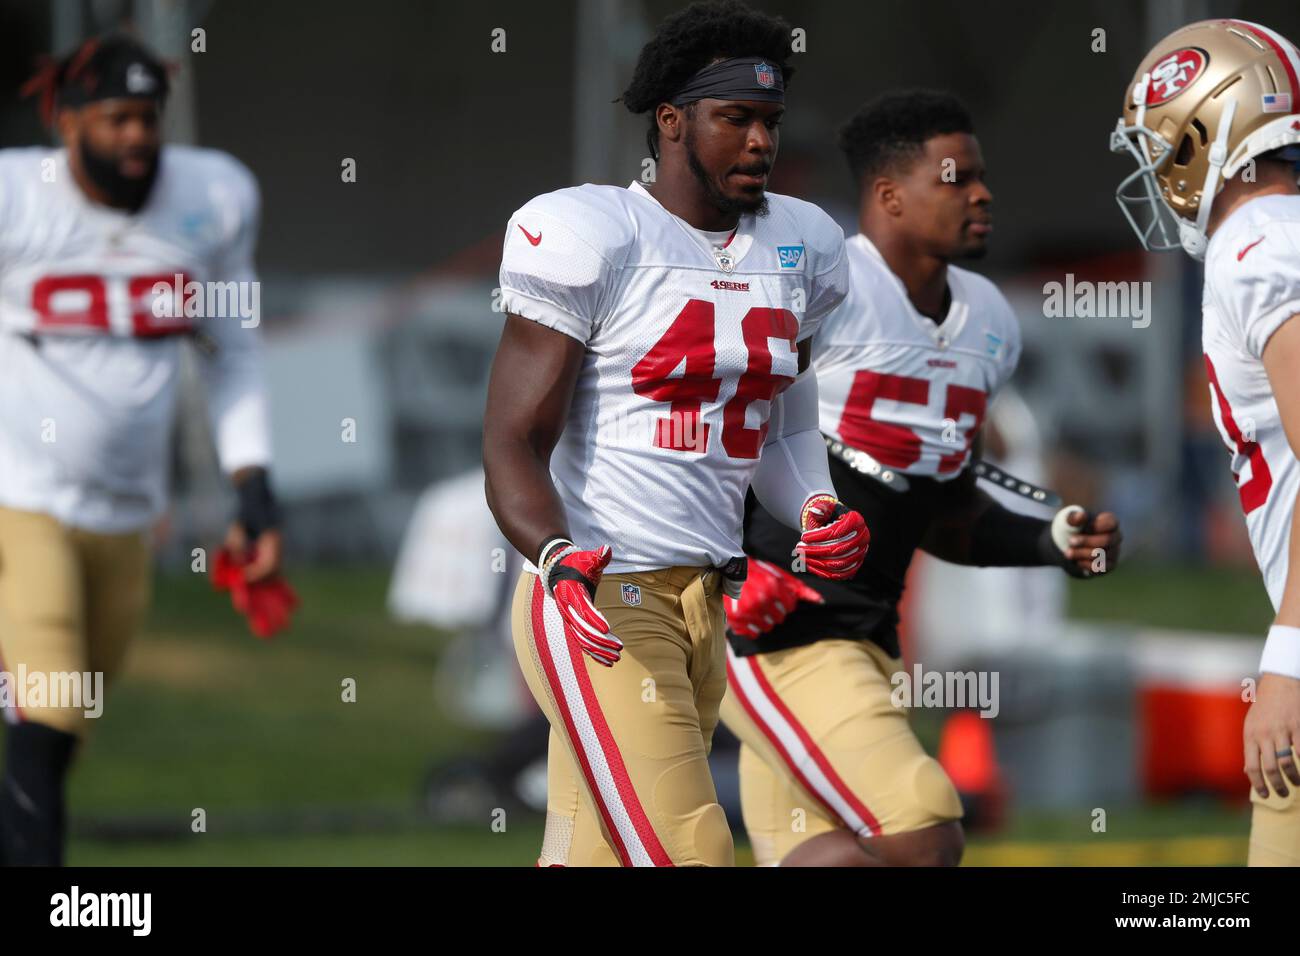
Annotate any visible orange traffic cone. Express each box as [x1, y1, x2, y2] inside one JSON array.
[[938, 710, 1008, 833]]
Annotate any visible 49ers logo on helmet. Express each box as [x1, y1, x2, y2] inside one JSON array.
[[1146, 47, 1208, 105]]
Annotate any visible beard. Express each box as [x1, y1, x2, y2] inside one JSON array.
[[79, 139, 159, 212], [684, 126, 769, 219]]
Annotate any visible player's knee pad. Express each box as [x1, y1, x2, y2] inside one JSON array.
[[1, 720, 77, 866], [854, 752, 965, 867], [653, 758, 734, 866], [686, 802, 734, 867], [1248, 786, 1300, 866], [905, 753, 964, 827]]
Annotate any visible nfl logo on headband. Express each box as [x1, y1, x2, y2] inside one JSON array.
[[754, 62, 775, 89], [125, 63, 158, 95]]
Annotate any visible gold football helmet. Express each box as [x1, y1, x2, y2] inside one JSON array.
[[1111, 19, 1300, 259]]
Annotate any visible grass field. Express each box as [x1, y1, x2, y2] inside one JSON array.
[[48, 561, 1265, 866], [69, 811, 1252, 867]]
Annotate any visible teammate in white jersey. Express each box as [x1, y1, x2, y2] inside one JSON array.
[[1113, 18, 1300, 866], [722, 90, 1123, 866], [0, 35, 289, 865], [483, 0, 869, 866]]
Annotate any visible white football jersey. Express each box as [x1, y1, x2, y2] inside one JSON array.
[[815, 234, 1021, 478], [1201, 194, 1300, 610], [0, 146, 270, 533], [499, 180, 848, 572]]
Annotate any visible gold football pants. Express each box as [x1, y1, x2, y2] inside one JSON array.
[[1249, 773, 1300, 866], [512, 566, 733, 867], [721, 638, 963, 866], [0, 507, 150, 736]]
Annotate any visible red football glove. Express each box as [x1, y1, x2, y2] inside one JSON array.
[[796, 494, 870, 581], [212, 546, 300, 640], [724, 558, 825, 638], [541, 541, 623, 667]]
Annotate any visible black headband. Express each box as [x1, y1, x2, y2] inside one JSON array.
[[670, 56, 785, 107], [59, 52, 168, 110]]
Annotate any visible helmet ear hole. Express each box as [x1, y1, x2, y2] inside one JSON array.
[[1190, 118, 1208, 147], [1175, 132, 1196, 166]]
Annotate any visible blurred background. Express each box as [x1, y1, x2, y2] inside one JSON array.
[[1, 0, 1296, 865]]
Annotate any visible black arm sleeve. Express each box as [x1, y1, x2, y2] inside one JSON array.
[[235, 468, 281, 539], [967, 504, 1063, 568], [920, 467, 1066, 569]]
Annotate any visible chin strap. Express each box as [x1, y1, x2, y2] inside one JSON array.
[[1182, 97, 1239, 260], [1132, 72, 1151, 139]]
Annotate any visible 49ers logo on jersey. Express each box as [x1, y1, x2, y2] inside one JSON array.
[[1146, 47, 1208, 105]]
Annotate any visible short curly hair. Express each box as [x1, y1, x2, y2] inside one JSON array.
[[838, 90, 974, 189], [621, 0, 794, 160]]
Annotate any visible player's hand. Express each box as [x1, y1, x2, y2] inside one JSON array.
[[542, 541, 623, 667], [796, 494, 869, 581], [230, 468, 283, 583], [1244, 672, 1300, 799], [211, 538, 299, 640], [724, 558, 824, 638], [216, 470, 294, 639], [1048, 506, 1122, 579], [224, 522, 282, 583]]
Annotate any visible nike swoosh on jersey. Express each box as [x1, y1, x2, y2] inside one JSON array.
[[517, 224, 542, 246], [1238, 236, 1266, 261]]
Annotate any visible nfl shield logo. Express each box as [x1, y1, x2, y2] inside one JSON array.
[[754, 62, 775, 89], [621, 583, 642, 607]]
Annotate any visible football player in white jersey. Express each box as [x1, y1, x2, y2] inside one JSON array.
[[0, 35, 289, 865], [483, 0, 869, 866], [721, 91, 1124, 866], [1112, 18, 1300, 866]]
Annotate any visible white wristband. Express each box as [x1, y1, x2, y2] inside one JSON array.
[[1050, 505, 1087, 554], [538, 538, 577, 594], [1260, 624, 1300, 680]]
